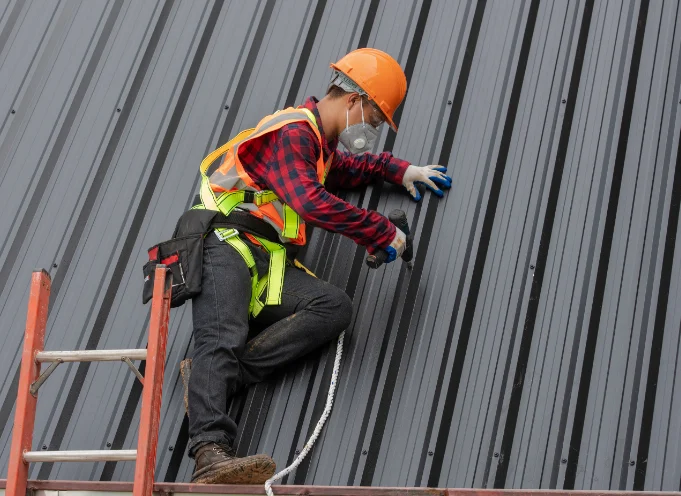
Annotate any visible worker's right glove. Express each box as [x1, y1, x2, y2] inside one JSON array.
[[384, 227, 407, 263]]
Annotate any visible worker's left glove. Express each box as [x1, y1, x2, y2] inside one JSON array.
[[402, 164, 452, 201]]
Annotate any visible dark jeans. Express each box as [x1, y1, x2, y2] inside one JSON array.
[[187, 232, 352, 456]]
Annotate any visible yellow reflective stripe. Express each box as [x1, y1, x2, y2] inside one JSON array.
[[215, 190, 246, 215], [255, 276, 268, 302], [200, 175, 219, 211], [281, 204, 300, 239], [252, 109, 317, 138], [252, 235, 286, 307], [257, 190, 279, 204], [266, 249, 286, 306], [252, 298, 265, 317], [223, 235, 259, 314], [301, 108, 317, 128], [200, 129, 254, 176], [251, 275, 269, 317], [223, 235, 256, 268]]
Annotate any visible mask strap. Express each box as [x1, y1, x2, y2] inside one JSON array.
[[360, 98, 365, 127]]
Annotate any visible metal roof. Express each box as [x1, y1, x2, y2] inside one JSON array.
[[0, 0, 680, 491]]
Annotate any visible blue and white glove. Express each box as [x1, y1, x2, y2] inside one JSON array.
[[402, 164, 452, 201], [384, 227, 407, 263]]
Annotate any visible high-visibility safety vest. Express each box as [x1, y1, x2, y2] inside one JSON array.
[[194, 107, 331, 317]]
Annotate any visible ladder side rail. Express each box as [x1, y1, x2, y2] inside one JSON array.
[[133, 265, 171, 496], [6, 269, 52, 496]]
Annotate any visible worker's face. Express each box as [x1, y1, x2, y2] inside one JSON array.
[[338, 93, 384, 154], [345, 94, 385, 129]]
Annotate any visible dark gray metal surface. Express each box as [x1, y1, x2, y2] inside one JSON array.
[[0, 0, 679, 491]]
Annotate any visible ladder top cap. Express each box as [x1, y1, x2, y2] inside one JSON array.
[[32, 268, 52, 280]]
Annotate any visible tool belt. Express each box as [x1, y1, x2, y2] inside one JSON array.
[[142, 209, 292, 309]]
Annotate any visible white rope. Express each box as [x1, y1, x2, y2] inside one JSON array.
[[265, 331, 344, 496]]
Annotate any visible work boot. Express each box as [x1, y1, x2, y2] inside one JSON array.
[[191, 442, 276, 485]]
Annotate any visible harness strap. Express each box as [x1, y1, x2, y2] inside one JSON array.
[[214, 227, 263, 316]]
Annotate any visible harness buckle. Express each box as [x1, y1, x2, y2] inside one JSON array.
[[243, 190, 256, 204], [214, 228, 239, 242]]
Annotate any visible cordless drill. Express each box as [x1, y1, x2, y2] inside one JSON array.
[[366, 209, 414, 269]]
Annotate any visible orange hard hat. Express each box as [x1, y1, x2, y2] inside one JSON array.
[[330, 48, 407, 132]]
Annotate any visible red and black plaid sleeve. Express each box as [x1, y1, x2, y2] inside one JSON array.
[[325, 149, 410, 190], [260, 123, 396, 252]]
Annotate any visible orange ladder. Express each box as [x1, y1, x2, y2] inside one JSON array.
[[6, 265, 172, 496]]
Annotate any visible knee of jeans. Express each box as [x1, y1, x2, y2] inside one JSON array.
[[327, 289, 353, 334]]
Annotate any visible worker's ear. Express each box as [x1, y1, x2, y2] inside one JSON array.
[[346, 92, 361, 110]]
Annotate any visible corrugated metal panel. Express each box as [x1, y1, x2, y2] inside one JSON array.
[[0, 0, 679, 491]]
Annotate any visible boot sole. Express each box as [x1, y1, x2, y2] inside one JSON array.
[[192, 454, 276, 485]]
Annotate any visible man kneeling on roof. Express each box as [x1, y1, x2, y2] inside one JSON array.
[[184, 48, 452, 484]]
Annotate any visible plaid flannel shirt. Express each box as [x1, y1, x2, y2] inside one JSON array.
[[235, 97, 410, 252]]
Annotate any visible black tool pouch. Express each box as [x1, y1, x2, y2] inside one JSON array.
[[142, 234, 204, 308], [142, 209, 220, 308]]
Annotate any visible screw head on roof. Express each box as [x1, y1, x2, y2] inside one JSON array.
[[494, 452, 499, 458], [561, 458, 567, 464], [11, 109, 15, 114], [630, 460, 635, 466], [117, 108, 121, 112], [224, 105, 229, 110], [562, 99, 566, 104], [169, 446, 174, 451], [107, 442, 111, 447], [42, 445, 47, 450], [362, 450, 368, 455], [530, 265, 535, 270], [428, 451, 434, 456], [295, 449, 300, 455], [447, 100, 452, 105], [52, 263, 58, 268]]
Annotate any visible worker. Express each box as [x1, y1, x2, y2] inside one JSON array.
[[186, 48, 452, 484]]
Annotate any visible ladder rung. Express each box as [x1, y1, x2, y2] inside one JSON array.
[[24, 449, 137, 462], [35, 349, 147, 363]]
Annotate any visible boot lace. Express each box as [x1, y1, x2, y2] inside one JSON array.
[[212, 443, 236, 457]]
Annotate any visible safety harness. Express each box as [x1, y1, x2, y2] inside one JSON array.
[[194, 108, 331, 317]]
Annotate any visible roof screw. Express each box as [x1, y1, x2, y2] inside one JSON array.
[[530, 265, 535, 270], [428, 451, 434, 456], [52, 263, 58, 268], [169, 446, 174, 451], [106, 442, 111, 447], [295, 449, 300, 455], [447, 100, 452, 105], [362, 450, 368, 455], [561, 458, 567, 464], [630, 460, 635, 466], [116, 108, 121, 112], [562, 99, 566, 104], [494, 452, 499, 458], [42, 445, 47, 450], [11, 109, 15, 114], [224, 105, 229, 110]]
